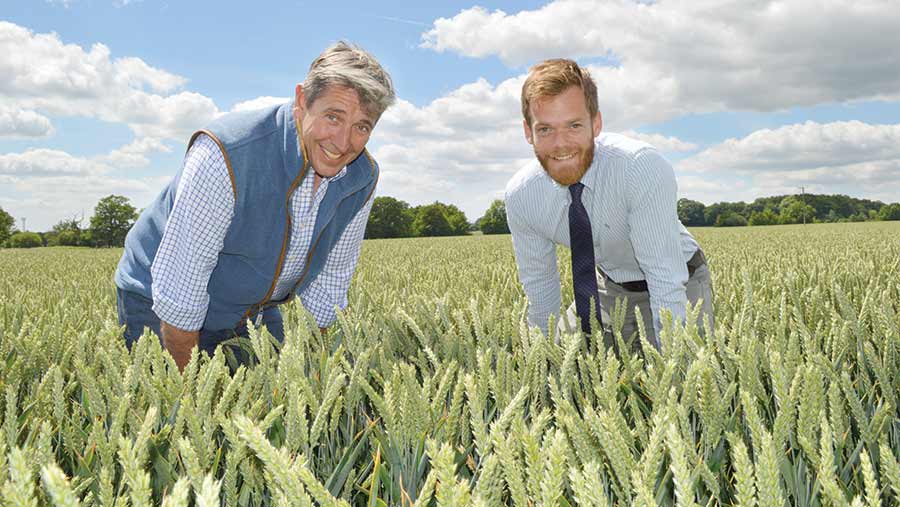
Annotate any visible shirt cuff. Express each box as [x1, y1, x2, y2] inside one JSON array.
[[151, 289, 209, 331], [528, 306, 558, 336], [299, 280, 345, 328], [652, 300, 688, 336]]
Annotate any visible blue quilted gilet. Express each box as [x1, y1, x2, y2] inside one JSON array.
[[115, 101, 378, 330]]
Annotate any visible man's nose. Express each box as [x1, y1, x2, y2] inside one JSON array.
[[333, 125, 352, 152], [549, 130, 565, 147]]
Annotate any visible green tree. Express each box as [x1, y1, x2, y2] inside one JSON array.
[[79, 229, 96, 247], [9, 231, 43, 248], [0, 206, 15, 246], [434, 202, 469, 235], [714, 211, 748, 227], [90, 195, 138, 247], [677, 198, 707, 226], [412, 201, 469, 237], [746, 193, 884, 222], [46, 218, 83, 246], [477, 200, 510, 235], [879, 203, 900, 221], [779, 196, 816, 225], [748, 208, 779, 226], [412, 204, 452, 237], [58, 230, 81, 246], [365, 196, 414, 239], [704, 201, 747, 226]]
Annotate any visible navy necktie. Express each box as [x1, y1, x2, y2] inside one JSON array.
[[568, 182, 603, 335]]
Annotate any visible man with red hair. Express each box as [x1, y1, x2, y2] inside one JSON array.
[[506, 58, 714, 350]]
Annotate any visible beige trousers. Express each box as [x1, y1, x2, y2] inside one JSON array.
[[559, 264, 715, 350]]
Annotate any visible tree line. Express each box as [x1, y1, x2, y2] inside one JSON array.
[[0, 195, 512, 248], [678, 193, 900, 227], [0, 195, 138, 248], [5, 192, 896, 249], [364, 197, 509, 239]]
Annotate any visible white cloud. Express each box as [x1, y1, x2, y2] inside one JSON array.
[[0, 21, 219, 141], [0, 136, 176, 179], [699, 162, 899, 208], [414, 2, 900, 209], [112, 57, 185, 93], [0, 149, 110, 177], [0, 106, 54, 138], [674, 174, 751, 205], [0, 143, 172, 229], [1, 173, 163, 230], [232, 96, 289, 112], [679, 121, 900, 173], [369, 75, 533, 220], [422, 1, 900, 117], [675, 121, 900, 204], [748, 160, 900, 198], [622, 130, 697, 153], [422, 3, 622, 63], [103, 137, 171, 168]]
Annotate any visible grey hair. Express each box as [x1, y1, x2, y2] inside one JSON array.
[[302, 41, 396, 120]]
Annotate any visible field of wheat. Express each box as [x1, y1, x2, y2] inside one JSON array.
[[1, 222, 900, 506]]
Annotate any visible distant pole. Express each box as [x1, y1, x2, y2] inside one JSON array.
[[799, 187, 806, 225], [21, 217, 26, 232]]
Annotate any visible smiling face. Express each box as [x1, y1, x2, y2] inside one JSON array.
[[524, 85, 602, 186], [293, 84, 376, 177]]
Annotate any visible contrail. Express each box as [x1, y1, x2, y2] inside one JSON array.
[[373, 15, 430, 27]]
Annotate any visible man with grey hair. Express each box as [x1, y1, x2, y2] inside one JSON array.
[[114, 41, 395, 371]]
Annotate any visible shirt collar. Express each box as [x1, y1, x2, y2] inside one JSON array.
[[329, 166, 348, 181], [309, 165, 349, 183]]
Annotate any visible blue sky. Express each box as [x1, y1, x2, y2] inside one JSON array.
[[2, 0, 899, 230]]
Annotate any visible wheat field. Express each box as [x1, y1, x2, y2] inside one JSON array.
[[1, 222, 900, 506]]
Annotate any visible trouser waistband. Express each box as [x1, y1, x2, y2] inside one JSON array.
[[605, 248, 707, 293]]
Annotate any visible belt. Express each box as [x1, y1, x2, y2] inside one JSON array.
[[604, 248, 707, 293]]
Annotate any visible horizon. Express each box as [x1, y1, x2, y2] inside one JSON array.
[[2, 1, 900, 230], [9, 189, 896, 234]]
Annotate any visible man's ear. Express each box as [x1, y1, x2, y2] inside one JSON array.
[[592, 110, 602, 138], [523, 119, 534, 146]]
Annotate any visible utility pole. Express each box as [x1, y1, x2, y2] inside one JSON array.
[[20, 217, 26, 232]]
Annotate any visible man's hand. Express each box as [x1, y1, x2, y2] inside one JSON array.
[[161, 321, 199, 372]]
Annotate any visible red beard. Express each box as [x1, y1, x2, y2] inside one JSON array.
[[536, 143, 595, 186]]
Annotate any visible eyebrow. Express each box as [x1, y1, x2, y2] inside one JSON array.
[[534, 117, 587, 127]]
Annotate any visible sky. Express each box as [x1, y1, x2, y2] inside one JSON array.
[[2, 0, 900, 231]]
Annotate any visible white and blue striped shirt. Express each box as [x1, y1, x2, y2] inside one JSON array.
[[150, 134, 373, 331], [505, 133, 699, 335]]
